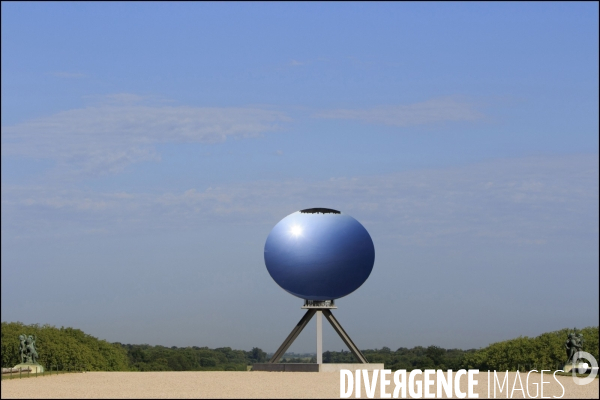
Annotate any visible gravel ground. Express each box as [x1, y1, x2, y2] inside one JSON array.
[[1, 370, 598, 398]]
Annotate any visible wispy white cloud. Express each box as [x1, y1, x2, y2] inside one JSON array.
[[1, 94, 290, 174], [47, 71, 86, 78], [289, 59, 306, 66], [314, 96, 483, 126], [3, 154, 597, 246], [81, 93, 176, 106]]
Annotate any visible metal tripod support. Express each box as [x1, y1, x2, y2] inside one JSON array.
[[268, 301, 368, 364]]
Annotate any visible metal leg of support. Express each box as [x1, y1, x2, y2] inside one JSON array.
[[268, 309, 317, 363], [268, 306, 368, 365], [316, 311, 323, 364], [322, 309, 369, 364]]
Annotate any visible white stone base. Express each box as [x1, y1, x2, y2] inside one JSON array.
[[12, 363, 44, 373], [319, 363, 385, 373], [563, 363, 589, 373], [252, 363, 385, 372]]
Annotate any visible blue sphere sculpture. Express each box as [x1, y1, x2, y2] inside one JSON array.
[[264, 208, 375, 300]]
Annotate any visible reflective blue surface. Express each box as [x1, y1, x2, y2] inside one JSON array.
[[264, 210, 375, 300]]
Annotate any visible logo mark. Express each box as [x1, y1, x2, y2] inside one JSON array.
[[572, 351, 598, 385]]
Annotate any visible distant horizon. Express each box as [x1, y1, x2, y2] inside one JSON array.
[[4, 320, 597, 354]]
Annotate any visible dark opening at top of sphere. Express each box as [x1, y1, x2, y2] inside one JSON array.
[[300, 208, 340, 214]]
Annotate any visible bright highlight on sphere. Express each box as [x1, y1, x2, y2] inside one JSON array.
[[290, 225, 303, 237], [264, 208, 375, 301]]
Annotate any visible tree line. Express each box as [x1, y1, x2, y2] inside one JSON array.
[[1, 322, 130, 371], [121, 343, 266, 371], [2, 322, 597, 372], [324, 327, 598, 371]]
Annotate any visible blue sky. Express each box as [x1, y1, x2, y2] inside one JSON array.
[[1, 2, 598, 353]]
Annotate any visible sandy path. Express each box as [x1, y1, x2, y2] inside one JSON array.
[[1, 371, 598, 398]]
